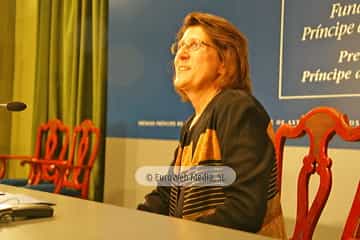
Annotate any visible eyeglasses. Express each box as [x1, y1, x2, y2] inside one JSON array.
[[170, 38, 214, 56]]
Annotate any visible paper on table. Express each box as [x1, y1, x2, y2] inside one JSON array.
[[0, 203, 12, 211], [0, 193, 55, 206]]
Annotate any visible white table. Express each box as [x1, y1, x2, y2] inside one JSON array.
[[0, 184, 274, 240]]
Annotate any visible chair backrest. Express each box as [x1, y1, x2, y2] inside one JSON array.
[[342, 182, 360, 240], [275, 106, 360, 240], [0, 159, 5, 178], [30, 119, 70, 185], [55, 119, 100, 199]]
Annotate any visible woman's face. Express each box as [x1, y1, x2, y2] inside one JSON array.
[[173, 26, 224, 95]]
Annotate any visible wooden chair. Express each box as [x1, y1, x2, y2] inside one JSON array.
[[0, 119, 70, 185], [23, 120, 100, 199], [275, 106, 360, 240], [342, 182, 360, 239]]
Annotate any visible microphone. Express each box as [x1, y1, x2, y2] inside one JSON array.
[[0, 101, 27, 111]]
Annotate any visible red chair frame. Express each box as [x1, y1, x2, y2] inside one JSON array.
[[22, 120, 100, 199], [275, 106, 360, 240], [0, 119, 70, 184], [342, 182, 360, 240], [57, 119, 100, 199], [0, 155, 32, 179]]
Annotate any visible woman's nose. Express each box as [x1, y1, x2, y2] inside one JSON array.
[[176, 49, 190, 61]]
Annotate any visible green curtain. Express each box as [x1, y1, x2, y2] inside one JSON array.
[[32, 0, 108, 201], [5, 0, 108, 201], [0, 0, 15, 156]]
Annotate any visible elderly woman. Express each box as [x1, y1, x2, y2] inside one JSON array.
[[138, 12, 285, 238]]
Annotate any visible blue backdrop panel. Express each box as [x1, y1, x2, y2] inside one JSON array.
[[280, 0, 360, 98], [107, 0, 360, 147]]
